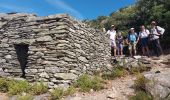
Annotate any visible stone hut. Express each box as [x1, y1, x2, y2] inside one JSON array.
[[0, 13, 110, 88]]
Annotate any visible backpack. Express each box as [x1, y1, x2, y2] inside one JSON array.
[[156, 26, 164, 38]]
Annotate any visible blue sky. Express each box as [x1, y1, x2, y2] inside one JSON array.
[[0, 0, 136, 20]]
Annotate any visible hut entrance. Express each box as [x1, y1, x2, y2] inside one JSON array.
[[14, 44, 29, 78]]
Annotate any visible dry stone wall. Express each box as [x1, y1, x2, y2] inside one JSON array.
[[0, 13, 110, 88]]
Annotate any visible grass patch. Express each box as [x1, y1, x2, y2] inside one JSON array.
[[7, 80, 30, 95], [102, 67, 127, 80], [50, 88, 64, 100], [129, 91, 153, 100], [29, 82, 48, 95], [50, 86, 76, 100], [0, 78, 48, 96], [64, 86, 76, 96], [74, 74, 104, 92], [0, 78, 8, 92], [134, 74, 149, 91], [16, 94, 34, 100], [129, 63, 147, 74]]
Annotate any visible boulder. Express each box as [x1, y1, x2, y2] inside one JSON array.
[[144, 70, 170, 99]]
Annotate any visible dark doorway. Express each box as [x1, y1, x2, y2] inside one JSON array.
[[14, 44, 29, 78]]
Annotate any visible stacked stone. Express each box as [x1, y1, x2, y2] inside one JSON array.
[[0, 13, 110, 88]]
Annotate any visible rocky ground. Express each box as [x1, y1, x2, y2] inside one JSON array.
[[63, 53, 170, 100], [0, 53, 170, 100]]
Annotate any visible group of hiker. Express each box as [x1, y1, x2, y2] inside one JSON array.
[[107, 21, 165, 58]]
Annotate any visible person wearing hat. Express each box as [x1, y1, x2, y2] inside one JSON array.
[[149, 21, 165, 57], [107, 25, 117, 57], [127, 28, 139, 57]]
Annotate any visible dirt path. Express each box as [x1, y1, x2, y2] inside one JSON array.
[[0, 93, 9, 100], [63, 75, 135, 100]]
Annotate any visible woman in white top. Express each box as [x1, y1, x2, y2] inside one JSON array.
[[139, 25, 150, 56], [107, 25, 117, 57]]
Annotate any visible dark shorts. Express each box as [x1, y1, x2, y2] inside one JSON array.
[[141, 38, 148, 47]]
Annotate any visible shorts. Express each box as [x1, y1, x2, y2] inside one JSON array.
[[110, 40, 116, 47], [117, 43, 123, 50], [141, 38, 148, 47], [128, 42, 136, 50]]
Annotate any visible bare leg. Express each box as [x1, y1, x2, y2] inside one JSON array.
[[146, 46, 150, 57], [134, 45, 136, 56], [114, 47, 117, 57], [120, 47, 123, 55], [129, 49, 132, 57]]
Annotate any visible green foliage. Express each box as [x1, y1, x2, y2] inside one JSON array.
[[0, 78, 8, 92], [64, 86, 76, 96], [129, 91, 153, 100], [0, 78, 49, 96], [30, 82, 48, 95], [50, 88, 64, 100], [74, 74, 104, 92], [7, 80, 30, 95], [134, 74, 149, 91], [16, 94, 34, 100], [102, 67, 127, 80], [50, 86, 76, 100]]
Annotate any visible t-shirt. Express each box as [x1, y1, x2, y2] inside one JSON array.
[[107, 30, 116, 40], [128, 33, 138, 42], [139, 29, 150, 38], [116, 35, 123, 44], [150, 26, 165, 40]]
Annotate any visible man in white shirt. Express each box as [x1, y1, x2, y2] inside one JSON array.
[[107, 25, 117, 57], [150, 21, 165, 57], [139, 25, 150, 56]]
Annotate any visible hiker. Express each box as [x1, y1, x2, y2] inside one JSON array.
[[107, 25, 117, 57], [127, 28, 139, 57], [139, 25, 150, 56], [149, 21, 165, 57], [116, 32, 123, 56]]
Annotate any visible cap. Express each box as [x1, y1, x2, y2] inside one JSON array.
[[151, 21, 156, 24], [130, 28, 134, 30], [111, 25, 115, 27]]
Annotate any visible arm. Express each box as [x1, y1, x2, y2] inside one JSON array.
[[106, 30, 110, 35], [135, 33, 139, 44]]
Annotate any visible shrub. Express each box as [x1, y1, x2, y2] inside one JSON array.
[[102, 67, 127, 80], [30, 82, 48, 95], [134, 74, 149, 91], [129, 91, 153, 100], [7, 80, 30, 95], [129, 67, 140, 74], [50, 88, 64, 100], [130, 64, 147, 74], [0, 78, 8, 92], [16, 94, 34, 100], [138, 63, 147, 72], [74, 74, 104, 92], [90, 76, 104, 91], [64, 86, 76, 96]]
